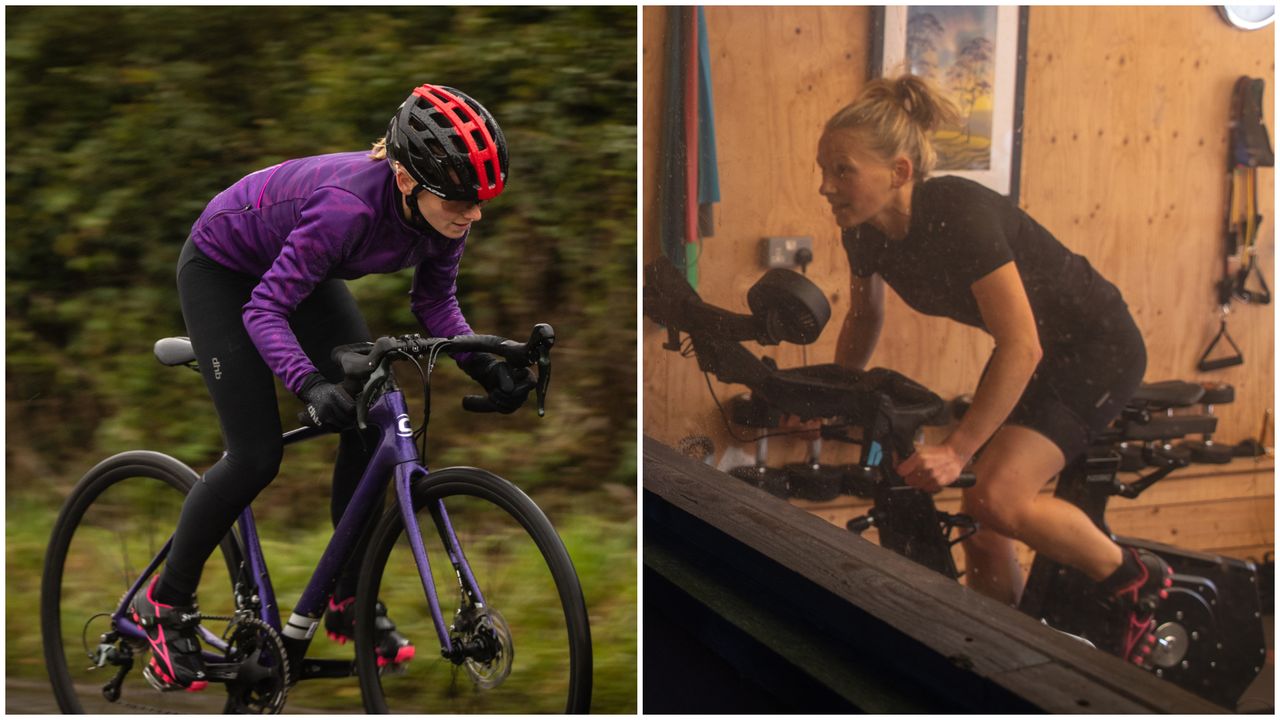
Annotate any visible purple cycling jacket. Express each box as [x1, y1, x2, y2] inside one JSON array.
[[190, 151, 474, 395]]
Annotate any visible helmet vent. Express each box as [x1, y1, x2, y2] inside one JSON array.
[[483, 159, 496, 183], [425, 139, 448, 159], [470, 129, 488, 149], [408, 115, 429, 133], [450, 136, 468, 153], [430, 112, 453, 129]]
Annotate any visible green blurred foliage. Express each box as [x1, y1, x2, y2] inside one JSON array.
[[6, 6, 637, 501]]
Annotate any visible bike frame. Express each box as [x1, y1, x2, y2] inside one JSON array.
[[107, 385, 479, 667]]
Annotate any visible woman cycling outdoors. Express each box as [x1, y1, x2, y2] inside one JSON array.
[[130, 83, 535, 691], [818, 74, 1172, 665]]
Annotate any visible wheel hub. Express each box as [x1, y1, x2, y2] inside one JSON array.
[[454, 607, 513, 689]]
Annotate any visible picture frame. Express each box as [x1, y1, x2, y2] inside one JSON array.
[[869, 6, 1029, 201]]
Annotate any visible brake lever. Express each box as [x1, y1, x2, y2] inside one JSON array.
[[529, 324, 555, 417], [358, 365, 392, 431]]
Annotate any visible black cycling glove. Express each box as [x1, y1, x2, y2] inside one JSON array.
[[298, 373, 357, 430], [460, 355, 535, 414]]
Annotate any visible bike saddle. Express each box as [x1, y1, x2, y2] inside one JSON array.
[[1128, 380, 1205, 409], [154, 337, 196, 367]]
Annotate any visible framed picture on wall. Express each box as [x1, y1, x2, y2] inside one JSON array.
[[870, 6, 1029, 201]]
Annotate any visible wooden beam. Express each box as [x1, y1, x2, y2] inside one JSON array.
[[644, 435, 1226, 713]]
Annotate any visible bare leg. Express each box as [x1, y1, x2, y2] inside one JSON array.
[[962, 426, 1125, 604], [959, 523, 1023, 605]]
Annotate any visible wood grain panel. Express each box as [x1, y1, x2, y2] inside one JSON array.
[[643, 5, 876, 458], [646, 437, 1226, 713], [644, 6, 1273, 474], [1019, 6, 1274, 449]]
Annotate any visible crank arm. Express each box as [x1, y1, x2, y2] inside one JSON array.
[[200, 662, 242, 683]]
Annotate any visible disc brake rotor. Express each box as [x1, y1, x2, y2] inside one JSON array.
[[460, 607, 513, 689]]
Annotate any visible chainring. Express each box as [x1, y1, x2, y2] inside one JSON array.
[[220, 615, 289, 714]]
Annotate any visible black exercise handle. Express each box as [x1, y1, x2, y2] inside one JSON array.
[[1198, 355, 1245, 372], [297, 409, 319, 428]]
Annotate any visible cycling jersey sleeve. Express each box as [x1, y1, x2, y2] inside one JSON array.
[[409, 237, 475, 365], [242, 187, 374, 395], [935, 198, 1015, 288]]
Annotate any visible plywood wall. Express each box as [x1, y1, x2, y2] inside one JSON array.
[[644, 6, 1274, 466]]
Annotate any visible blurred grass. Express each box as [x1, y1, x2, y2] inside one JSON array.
[[9, 484, 636, 713]]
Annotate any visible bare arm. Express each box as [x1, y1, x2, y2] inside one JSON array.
[[946, 261, 1043, 460], [835, 273, 885, 370], [896, 261, 1042, 489]]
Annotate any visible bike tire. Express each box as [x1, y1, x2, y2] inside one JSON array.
[[41, 451, 245, 714], [355, 466, 592, 713]]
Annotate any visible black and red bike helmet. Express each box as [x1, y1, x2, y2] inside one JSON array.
[[386, 84, 508, 204]]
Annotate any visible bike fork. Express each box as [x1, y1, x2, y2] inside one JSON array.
[[394, 463, 485, 657]]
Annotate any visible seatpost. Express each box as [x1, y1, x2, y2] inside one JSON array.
[[806, 437, 821, 467]]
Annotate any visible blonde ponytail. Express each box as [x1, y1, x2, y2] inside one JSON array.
[[825, 74, 960, 179]]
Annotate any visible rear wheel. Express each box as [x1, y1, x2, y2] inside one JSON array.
[[355, 466, 592, 713], [41, 451, 244, 713]]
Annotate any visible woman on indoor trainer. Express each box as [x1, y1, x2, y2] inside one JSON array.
[[817, 74, 1171, 665]]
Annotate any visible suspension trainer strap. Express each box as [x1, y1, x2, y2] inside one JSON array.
[[1220, 76, 1274, 306], [1203, 77, 1274, 370]]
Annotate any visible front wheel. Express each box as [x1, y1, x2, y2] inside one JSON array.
[[355, 467, 592, 713]]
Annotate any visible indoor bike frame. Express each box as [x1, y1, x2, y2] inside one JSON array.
[[107, 380, 486, 680]]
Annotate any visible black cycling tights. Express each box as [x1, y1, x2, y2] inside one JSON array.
[[160, 239, 376, 606]]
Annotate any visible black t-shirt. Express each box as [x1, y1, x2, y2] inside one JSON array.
[[842, 176, 1126, 347]]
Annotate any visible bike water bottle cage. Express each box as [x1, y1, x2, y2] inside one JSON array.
[[386, 84, 508, 203]]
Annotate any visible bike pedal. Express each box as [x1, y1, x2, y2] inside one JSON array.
[[379, 660, 410, 676], [142, 661, 208, 693], [376, 645, 416, 667]]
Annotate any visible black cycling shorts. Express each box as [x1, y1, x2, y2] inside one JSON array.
[[987, 305, 1147, 463]]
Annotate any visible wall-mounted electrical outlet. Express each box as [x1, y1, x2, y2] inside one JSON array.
[[761, 236, 814, 269]]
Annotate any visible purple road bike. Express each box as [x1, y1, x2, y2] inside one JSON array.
[[41, 325, 592, 714]]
